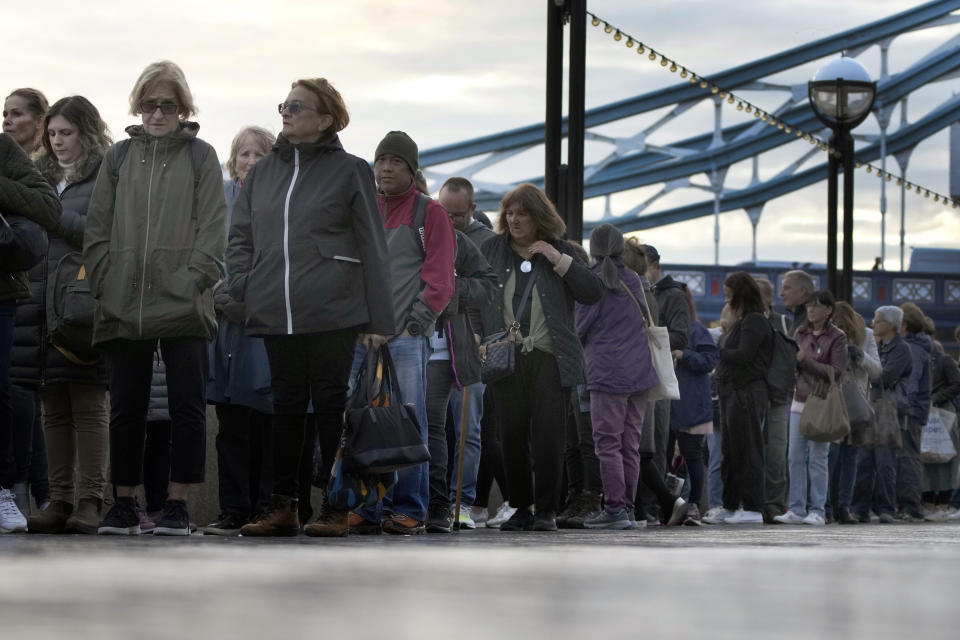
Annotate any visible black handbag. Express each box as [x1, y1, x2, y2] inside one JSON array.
[[0, 212, 46, 273], [480, 267, 539, 384], [342, 346, 430, 474]]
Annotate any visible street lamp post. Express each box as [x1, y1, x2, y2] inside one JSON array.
[[808, 57, 876, 301]]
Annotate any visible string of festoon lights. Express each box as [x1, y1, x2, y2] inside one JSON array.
[[587, 11, 960, 209]]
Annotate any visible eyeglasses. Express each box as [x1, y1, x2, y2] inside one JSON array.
[[278, 101, 318, 115], [139, 101, 179, 115]]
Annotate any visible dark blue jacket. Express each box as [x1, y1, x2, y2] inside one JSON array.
[[670, 321, 718, 431], [903, 332, 932, 424], [207, 180, 272, 414]]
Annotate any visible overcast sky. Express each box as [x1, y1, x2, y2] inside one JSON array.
[[3, 0, 958, 268]]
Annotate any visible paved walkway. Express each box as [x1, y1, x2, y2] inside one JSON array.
[[2, 523, 959, 639]]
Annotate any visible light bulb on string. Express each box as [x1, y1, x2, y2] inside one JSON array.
[[699, 80, 708, 89], [784, 126, 791, 133], [626, 38, 634, 48], [660, 57, 669, 67], [886, 174, 892, 182], [614, 30, 622, 41], [736, 102, 744, 111], [648, 51, 657, 61], [679, 68, 687, 77], [604, 23, 613, 34], [637, 45, 645, 55], [745, 105, 753, 114], [592, 17, 600, 27], [925, 190, 930, 198], [896, 179, 902, 186], [669, 62, 677, 72], [865, 166, 872, 173], [727, 95, 734, 104]]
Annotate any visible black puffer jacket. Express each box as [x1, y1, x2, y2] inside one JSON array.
[[0, 134, 61, 302], [11, 154, 108, 386]]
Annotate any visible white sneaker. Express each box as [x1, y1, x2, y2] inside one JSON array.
[[455, 505, 476, 530], [469, 506, 488, 528], [802, 512, 825, 526], [946, 507, 960, 521], [666, 497, 688, 526], [702, 507, 734, 525], [486, 502, 517, 529], [0, 488, 28, 533], [723, 509, 764, 525], [773, 510, 805, 524], [924, 507, 948, 522]]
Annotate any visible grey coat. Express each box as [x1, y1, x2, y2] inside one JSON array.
[[226, 134, 394, 336], [480, 234, 603, 388]]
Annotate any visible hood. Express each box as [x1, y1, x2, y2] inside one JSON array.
[[655, 274, 686, 292], [274, 132, 343, 163], [125, 120, 200, 142], [904, 332, 933, 355]]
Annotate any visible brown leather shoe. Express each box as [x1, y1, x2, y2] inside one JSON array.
[[240, 495, 299, 537], [64, 498, 101, 535], [304, 508, 349, 537], [27, 500, 73, 534], [347, 511, 382, 535], [382, 513, 425, 535]]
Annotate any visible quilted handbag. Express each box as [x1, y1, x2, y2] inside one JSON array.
[[341, 346, 430, 474], [480, 268, 539, 384]]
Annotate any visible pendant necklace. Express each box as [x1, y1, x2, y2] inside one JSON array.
[[520, 259, 532, 273]]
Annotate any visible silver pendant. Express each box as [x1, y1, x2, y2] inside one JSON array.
[[520, 260, 532, 273]]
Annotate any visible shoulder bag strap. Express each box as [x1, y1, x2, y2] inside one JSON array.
[[509, 267, 540, 336], [619, 281, 653, 328]]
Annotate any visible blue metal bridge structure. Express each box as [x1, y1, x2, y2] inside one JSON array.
[[418, 0, 960, 344]]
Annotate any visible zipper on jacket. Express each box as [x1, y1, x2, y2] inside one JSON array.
[[138, 139, 159, 336], [282, 149, 299, 334]]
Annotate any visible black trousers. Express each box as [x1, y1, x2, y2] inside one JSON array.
[[143, 420, 171, 512], [719, 382, 766, 513], [215, 404, 273, 518], [105, 338, 208, 486], [491, 349, 566, 513], [564, 391, 602, 497], [475, 386, 507, 508], [426, 360, 455, 508], [263, 328, 359, 498], [11, 385, 49, 504]]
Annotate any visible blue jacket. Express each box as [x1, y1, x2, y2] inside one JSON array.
[[576, 263, 658, 395], [207, 180, 273, 414], [903, 332, 932, 424], [670, 321, 718, 431]]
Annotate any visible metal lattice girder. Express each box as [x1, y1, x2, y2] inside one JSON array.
[[583, 93, 960, 234], [420, 0, 960, 168]]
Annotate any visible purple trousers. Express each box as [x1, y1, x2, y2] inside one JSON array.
[[590, 390, 648, 512]]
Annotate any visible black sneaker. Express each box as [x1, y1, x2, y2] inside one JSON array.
[[533, 511, 557, 531], [202, 512, 247, 536], [425, 504, 452, 534], [98, 498, 140, 535], [500, 509, 535, 532], [154, 499, 191, 536]]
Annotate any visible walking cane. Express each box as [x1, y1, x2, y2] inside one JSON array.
[[452, 385, 470, 530]]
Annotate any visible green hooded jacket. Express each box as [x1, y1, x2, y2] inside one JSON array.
[[83, 122, 226, 345]]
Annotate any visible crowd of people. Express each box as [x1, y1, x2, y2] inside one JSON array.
[[1, 60, 959, 538]]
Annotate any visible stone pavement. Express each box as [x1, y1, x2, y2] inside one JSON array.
[[2, 522, 959, 640]]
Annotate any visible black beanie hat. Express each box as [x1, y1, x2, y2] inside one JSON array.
[[375, 131, 419, 173]]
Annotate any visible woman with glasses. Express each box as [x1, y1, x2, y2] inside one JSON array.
[[774, 289, 847, 526], [227, 78, 394, 537], [83, 60, 227, 536]]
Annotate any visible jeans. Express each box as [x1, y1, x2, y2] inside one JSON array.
[[106, 337, 208, 487], [763, 400, 790, 517], [355, 336, 430, 522], [0, 301, 17, 488], [39, 382, 109, 503], [706, 431, 724, 510], [591, 390, 647, 513], [263, 329, 359, 498], [827, 442, 858, 512], [853, 446, 897, 516], [897, 417, 924, 516], [448, 381, 483, 507], [787, 410, 830, 517]]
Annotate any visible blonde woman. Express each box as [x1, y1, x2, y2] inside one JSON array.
[[83, 61, 227, 536]]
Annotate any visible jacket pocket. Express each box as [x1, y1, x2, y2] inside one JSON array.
[[97, 249, 137, 321], [312, 236, 363, 298]]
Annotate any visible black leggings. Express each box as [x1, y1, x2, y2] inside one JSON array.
[[676, 432, 705, 506]]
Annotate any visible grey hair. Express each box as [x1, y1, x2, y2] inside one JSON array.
[[874, 305, 903, 327], [783, 270, 815, 296]]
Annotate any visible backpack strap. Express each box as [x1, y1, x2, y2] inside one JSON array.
[[411, 193, 429, 258], [110, 137, 209, 187], [110, 139, 132, 184]]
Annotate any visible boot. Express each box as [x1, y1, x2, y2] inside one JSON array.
[[239, 494, 299, 537], [12, 482, 30, 517], [304, 490, 349, 537], [26, 500, 73, 534], [65, 498, 102, 535], [567, 490, 602, 528], [556, 491, 581, 529]]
